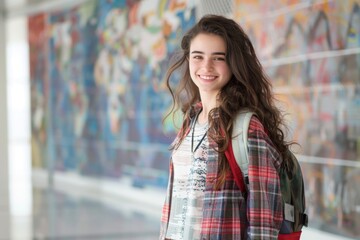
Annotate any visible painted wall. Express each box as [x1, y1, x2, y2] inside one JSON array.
[[29, 0, 360, 238], [30, 0, 197, 188], [234, 1, 360, 237]]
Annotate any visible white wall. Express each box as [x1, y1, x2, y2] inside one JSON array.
[[0, 4, 11, 239], [6, 15, 33, 239]]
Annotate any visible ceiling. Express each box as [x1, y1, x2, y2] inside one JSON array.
[[2, 0, 87, 18]]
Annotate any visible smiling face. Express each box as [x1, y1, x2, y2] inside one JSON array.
[[189, 33, 232, 98]]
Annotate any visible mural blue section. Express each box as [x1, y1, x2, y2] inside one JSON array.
[[30, 0, 196, 187]]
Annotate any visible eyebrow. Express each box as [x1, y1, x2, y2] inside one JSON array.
[[190, 51, 226, 55]]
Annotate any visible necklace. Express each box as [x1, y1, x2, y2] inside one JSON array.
[[191, 112, 208, 153]]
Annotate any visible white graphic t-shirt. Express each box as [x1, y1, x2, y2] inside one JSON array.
[[165, 121, 209, 240]]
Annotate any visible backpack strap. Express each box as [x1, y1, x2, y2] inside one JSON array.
[[232, 111, 255, 187], [225, 138, 247, 194], [225, 111, 255, 194]]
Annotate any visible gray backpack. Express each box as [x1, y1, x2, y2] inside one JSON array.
[[227, 111, 308, 236]]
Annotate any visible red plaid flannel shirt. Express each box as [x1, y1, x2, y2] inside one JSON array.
[[160, 114, 283, 240]]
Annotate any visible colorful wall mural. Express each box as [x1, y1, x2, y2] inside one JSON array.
[[29, 0, 360, 238], [234, 1, 360, 238], [30, 0, 197, 187]]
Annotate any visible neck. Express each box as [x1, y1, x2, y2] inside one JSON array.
[[199, 91, 218, 124], [199, 104, 216, 125]]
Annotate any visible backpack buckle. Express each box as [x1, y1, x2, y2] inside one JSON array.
[[301, 213, 308, 227]]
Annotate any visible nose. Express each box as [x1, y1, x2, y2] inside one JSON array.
[[202, 58, 213, 70]]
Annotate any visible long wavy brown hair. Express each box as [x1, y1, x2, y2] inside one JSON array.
[[164, 14, 292, 189]]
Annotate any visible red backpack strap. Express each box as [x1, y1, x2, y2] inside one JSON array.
[[278, 232, 302, 240], [225, 139, 247, 195]]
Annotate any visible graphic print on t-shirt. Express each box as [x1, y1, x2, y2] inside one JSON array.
[[166, 122, 209, 240]]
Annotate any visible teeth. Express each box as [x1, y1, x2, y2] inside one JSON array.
[[199, 75, 216, 80]]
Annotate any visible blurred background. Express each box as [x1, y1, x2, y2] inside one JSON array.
[[0, 0, 359, 239]]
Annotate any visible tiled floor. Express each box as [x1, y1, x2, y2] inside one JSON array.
[[10, 188, 160, 240], [2, 173, 356, 240]]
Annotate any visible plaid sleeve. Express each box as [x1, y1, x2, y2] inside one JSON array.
[[159, 160, 173, 240], [246, 117, 283, 240]]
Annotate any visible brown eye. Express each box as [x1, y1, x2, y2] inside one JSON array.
[[214, 57, 225, 61]]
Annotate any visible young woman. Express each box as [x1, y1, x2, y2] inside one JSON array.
[[160, 14, 290, 240]]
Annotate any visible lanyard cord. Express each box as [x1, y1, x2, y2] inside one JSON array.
[[191, 111, 208, 153]]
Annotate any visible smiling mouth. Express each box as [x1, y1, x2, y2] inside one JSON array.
[[198, 75, 217, 80]]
